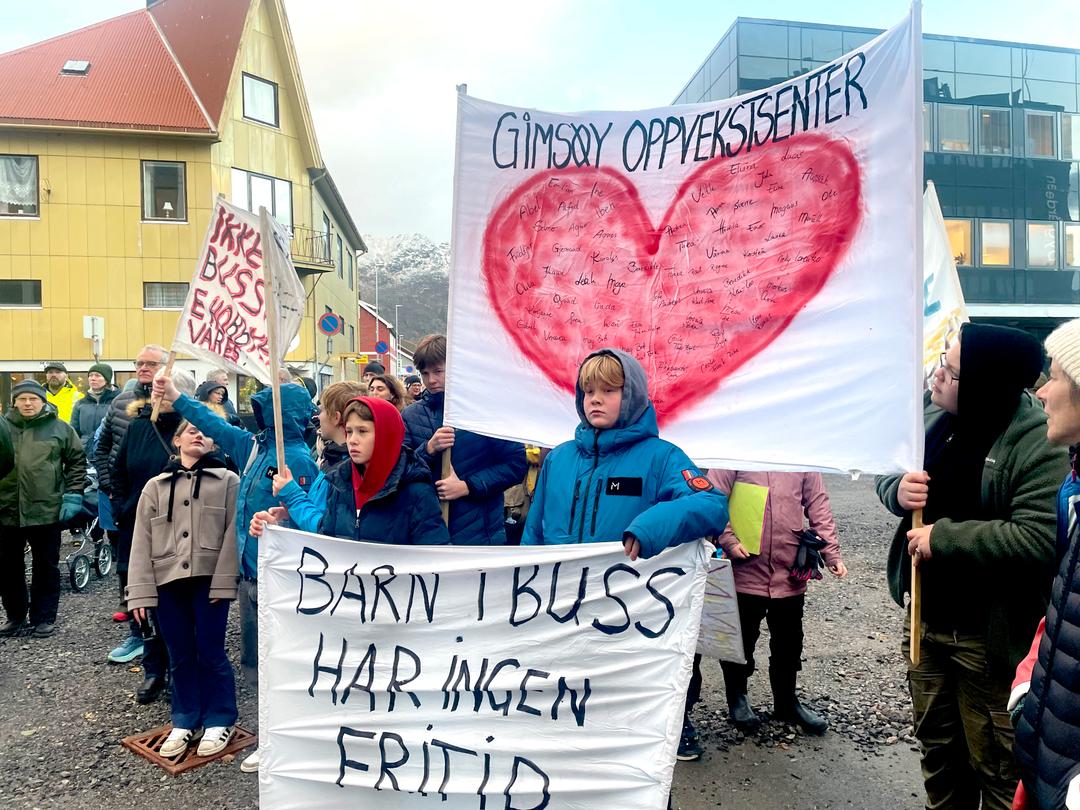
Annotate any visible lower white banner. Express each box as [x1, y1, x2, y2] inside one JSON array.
[[257, 527, 711, 810]]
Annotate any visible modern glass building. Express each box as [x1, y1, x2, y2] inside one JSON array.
[[675, 18, 1080, 337]]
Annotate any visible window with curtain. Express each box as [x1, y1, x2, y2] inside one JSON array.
[[1025, 111, 1056, 158], [1063, 114, 1080, 161], [977, 109, 1010, 155], [980, 221, 1011, 266], [0, 155, 38, 216], [143, 282, 189, 308], [141, 161, 186, 220], [938, 105, 972, 152], [1027, 222, 1058, 268], [242, 74, 279, 127]]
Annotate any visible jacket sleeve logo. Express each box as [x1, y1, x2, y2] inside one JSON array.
[[682, 469, 714, 492]]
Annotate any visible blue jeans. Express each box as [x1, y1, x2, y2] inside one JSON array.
[[156, 577, 237, 730]]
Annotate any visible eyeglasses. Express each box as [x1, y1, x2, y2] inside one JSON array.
[[939, 353, 960, 383], [135, 360, 163, 369]]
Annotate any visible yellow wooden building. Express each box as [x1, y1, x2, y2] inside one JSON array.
[[0, 0, 364, 409]]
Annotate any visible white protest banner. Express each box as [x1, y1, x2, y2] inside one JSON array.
[[922, 180, 968, 381], [171, 197, 306, 385], [695, 557, 745, 664], [444, 8, 923, 474], [257, 526, 710, 810]]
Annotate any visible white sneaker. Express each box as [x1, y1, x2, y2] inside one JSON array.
[[159, 726, 201, 758], [240, 748, 260, 773], [196, 725, 234, 757]]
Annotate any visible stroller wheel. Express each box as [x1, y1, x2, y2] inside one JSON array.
[[95, 542, 114, 577], [69, 555, 91, 592]]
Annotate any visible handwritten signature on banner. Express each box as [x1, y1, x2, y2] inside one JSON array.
[[483, 133, 863, 425]]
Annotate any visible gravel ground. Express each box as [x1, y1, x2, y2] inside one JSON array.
[[1, 476, 923, 809]]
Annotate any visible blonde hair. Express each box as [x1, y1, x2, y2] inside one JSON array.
[[578, 354, 624, 390], [321, 381, 367, 426]]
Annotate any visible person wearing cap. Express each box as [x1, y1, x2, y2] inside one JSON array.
[[43, 361, 82, 424], [362, 361, 385, 387], [404, 374, 422, 403], [71, 363, 119, 457], [0, 380, 87, 638], [876, 324, 1067, 810], [1009, 319, 1080, 810]]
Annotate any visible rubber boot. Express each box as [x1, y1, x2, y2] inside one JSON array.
[[722, 665, 760, 734], [770, 665, 827, 735]]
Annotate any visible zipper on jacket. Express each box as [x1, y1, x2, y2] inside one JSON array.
[[590, 478, 602, 537], [568, 481, 581, 535], [578, 431, 601, 543]]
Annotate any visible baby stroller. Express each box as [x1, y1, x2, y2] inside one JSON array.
[[62, 464, 114, 591]]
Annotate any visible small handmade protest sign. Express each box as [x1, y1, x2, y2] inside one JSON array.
[[171, 197, 306, 385], [257, 527, 710, 810], [444, 9, 924, 474], [696, 557, 746, 665]]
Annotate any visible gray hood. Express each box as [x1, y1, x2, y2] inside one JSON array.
[[574, 348, 650, 430]]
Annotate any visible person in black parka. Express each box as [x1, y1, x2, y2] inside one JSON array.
[[401, 335, 526, 545]]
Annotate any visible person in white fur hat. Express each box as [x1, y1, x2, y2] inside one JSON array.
[[1011, 318, 1080, 810]]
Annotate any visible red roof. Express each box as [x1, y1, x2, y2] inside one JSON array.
[[0, 0, 250, 134]]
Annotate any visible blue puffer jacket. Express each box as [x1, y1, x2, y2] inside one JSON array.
[[522, 348, 729, 559], [173, 385, 319, 579], [402, 391, 527, 545], [307, 450, 450, 545]]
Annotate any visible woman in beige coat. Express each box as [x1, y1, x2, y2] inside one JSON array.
[[126, 421, 240, 760]]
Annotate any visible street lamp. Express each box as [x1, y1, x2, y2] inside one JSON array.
[[394, 305, 402, 375]]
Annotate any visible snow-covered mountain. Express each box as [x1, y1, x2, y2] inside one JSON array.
[[358, 234, 450, 343]]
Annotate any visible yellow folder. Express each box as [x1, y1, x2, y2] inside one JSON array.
[[728, 482, 768, 555]]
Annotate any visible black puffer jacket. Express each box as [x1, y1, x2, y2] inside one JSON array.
[[402, 391, 527, 545], [71, 386, 119, 454], [94, 382, 151, 496], [0, 417, 12, 480], [318, 449, 449, 546], [1015, 488, 1080, 809], [111, 400, 183, 526]]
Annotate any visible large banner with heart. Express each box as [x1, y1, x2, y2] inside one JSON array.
[[444, 10, 923, 474]]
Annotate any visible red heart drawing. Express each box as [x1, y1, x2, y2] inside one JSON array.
[[482, 132, 862, 426]]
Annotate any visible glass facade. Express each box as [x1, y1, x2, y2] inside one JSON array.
[[675, 19, 1080, 308]]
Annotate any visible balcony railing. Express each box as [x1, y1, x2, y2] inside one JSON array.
[[291, 226, 335, 271]]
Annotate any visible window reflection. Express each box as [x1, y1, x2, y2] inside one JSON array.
[[978, 108, 1011, 155], [939, 105, 973, 152], [1026, 111, 1057, 158], [1027, 222, 1058, 268]]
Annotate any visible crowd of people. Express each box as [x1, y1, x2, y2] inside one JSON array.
[[1, 322, 1079, 810]]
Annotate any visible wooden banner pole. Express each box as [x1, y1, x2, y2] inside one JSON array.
[[440, 449, 452, 525], [910, 507, 924, 666], [259, 208, 287, 468], [149, 352, 176, 423]]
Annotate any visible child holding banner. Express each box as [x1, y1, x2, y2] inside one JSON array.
[[126, 421, 239, 760], [251, 396, 449, 546]]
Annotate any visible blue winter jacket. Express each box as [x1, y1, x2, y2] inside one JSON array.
[[522, 348, 729, 559], [402, 390, 527, 545], [173, 385, 319, 579], [280, 449, 449, 545]]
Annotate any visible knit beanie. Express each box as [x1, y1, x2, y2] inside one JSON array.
[[88, 363, 114, 385], [1045, 318, 1080, 387], [363, 361, 385, 376], [12, 380, 47, 403]]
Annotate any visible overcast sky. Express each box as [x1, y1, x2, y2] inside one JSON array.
[[3, 1, 1079, 241]]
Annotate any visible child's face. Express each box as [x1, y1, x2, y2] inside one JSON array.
[[420, 364, 445, 394], [174, 425, 209, 460], [582, 382, 622, 429], [345, 413, 376, 466]]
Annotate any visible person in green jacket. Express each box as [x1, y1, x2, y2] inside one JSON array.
[[0, 417, 12, 480], [0, 380, 87, 638], [876, 324, 1066, 810]]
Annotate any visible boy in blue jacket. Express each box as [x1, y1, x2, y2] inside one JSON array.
[[402, 334, 527, 545], [522, 348, 728, 559], [153, 374, 320, 776]]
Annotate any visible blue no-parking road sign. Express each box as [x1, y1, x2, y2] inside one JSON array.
[[375, 340, 389, 353], [318, 312, 343, 336]]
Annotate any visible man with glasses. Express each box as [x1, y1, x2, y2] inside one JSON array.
[[876, 324, 1066, 810], [93, 345, 172, 701]]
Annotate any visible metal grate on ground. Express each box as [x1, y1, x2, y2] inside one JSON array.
[[121, 724, 256, 775]]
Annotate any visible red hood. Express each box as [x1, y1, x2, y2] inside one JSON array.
[[350, 396, 405, 511]]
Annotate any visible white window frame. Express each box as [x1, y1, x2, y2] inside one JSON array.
[[1025, 110, 1058, 160], [143, 281, 190, 310], [978, 219, 1012, 267], [242, 73, 279, 128]]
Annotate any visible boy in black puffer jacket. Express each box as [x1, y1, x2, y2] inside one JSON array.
[[251, 396, 448, 546]]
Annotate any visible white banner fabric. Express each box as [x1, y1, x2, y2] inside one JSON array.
[[922, 180, 969, 381], [444, 10, 923, 475], [171, 198, 306, 385], [257, 527, 711, 810]]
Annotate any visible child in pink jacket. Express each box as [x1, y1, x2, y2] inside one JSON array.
[[706, 470, 846, 736]]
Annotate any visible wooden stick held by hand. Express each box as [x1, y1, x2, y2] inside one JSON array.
[[910, 507, 923, 666], [440, 449, 452, 526], [149, 352, 176, 423]]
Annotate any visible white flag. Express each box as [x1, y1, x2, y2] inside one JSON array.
[[171, 197, 306, 385], [922, 180, 969, 381]]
